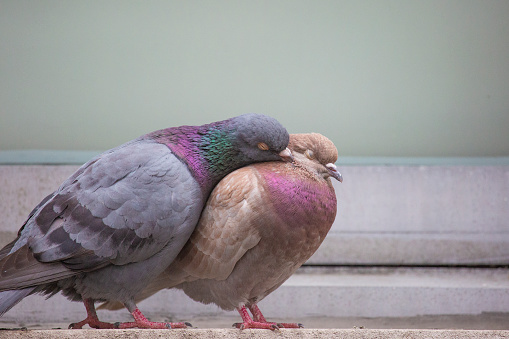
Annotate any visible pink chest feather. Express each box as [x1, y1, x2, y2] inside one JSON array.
[[262, 169, 337, 226]]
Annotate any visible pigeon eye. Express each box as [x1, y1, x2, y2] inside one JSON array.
[[257, 142, 269, 151], [304, 149, 315, 160]]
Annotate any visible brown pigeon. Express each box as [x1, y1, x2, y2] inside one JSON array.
[[100, 133, 342, 329], [0, 114, 292, 329]]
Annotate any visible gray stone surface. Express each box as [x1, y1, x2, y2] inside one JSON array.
[[309, 165, 509, 265], [3, 313, 509, 331], [3, 329, 509, 339]]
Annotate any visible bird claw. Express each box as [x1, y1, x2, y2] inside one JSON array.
[[165, 322, 192, 329], [233, 320, 303, 330], [68, 319, 116, 329], [113, 308, 190, 329], [115, 320, 189, 329], [233, 321, 280, 330], [276, 322, 304, 328]]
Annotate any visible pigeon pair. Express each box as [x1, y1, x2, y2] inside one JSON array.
[[0, 114, 342, 330]]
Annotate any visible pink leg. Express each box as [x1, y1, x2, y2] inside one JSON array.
[[69, 299, 116, 329], [248, 304, 269, 322], [249, 304, 303, 328], [234, 305, 278, 330]]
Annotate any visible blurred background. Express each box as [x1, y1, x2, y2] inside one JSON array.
[[1, 1, 509, 330], [1, 0, 508, 157]]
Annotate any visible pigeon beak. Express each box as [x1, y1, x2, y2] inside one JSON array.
[[326, 163, 343, 182], [278, 148, 294, 162]]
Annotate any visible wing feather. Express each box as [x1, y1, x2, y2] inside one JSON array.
[[2, 140, 203, 287]]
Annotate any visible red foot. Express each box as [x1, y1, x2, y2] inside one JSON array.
[[249, 304, 303, 329], [234, 321, 279, 330], [69, 299, 190, 330], [233, 321, 303, 329], [69, 319, 116, 329], [69, 299, 116, 329], [276, 322, 304, 328], [234, 305, 304, 330], [116, 308, 190, 329]]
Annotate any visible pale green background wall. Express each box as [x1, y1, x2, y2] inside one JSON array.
[[1, 0, 508, 157]]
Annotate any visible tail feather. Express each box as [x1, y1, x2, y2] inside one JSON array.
[[0, 288, 35, 316], [0, 244, 75, 291]]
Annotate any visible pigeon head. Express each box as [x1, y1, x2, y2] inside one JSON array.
[[146, 113, 291, 193], [288, 133, 343, 183], [229, 114, 292, 164]]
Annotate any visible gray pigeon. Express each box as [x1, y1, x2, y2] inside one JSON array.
[[0, 114, 292, 329], [100, 133, 342, 329]]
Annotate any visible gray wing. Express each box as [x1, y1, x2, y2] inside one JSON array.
[[13, 140, 203, 272]]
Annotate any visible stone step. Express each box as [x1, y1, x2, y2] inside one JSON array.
[[2, 267, 508, 329]]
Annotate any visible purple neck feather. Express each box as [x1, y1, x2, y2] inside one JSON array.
[[144, 121, 236, 196]]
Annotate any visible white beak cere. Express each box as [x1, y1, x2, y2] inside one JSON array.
[[326, 163, 343, 182]]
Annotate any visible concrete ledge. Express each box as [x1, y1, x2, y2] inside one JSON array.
[[3, 328, 509, 339], [2, 267, 508, 325]]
